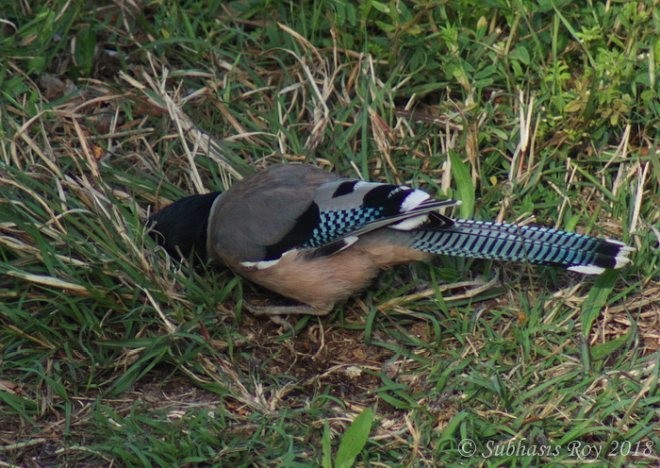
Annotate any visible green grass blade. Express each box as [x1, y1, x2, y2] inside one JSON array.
[[322, 420, 332, 468], [335, 408, 374, 468], [448, 150, 475, 218], [580, 270, 617, 338]]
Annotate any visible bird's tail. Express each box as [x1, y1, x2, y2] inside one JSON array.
[[409, 219, 633, 274]]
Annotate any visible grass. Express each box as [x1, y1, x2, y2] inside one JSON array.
[[0, 0, 657, 465]]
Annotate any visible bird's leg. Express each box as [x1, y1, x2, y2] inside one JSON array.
[[244, 301, 332, 330], [244, 302, 332, 316]]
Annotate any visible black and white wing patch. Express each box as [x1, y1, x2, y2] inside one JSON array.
[[241, 178, 458, 269]]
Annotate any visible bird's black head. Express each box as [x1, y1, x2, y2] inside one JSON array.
[[148, 192, 221, 261]]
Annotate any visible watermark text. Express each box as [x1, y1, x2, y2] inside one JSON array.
[[457, 438, 655, 460]]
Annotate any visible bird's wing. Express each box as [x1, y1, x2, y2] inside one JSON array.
[[218, 166, 459, 269]]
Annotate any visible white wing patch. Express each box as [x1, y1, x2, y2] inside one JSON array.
[[241, 249, 298, 270], [389, 215, 429, 231], [400, 189, 430, 212], [339, 235, 360, 250]]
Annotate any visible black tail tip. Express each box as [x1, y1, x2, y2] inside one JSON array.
[[566, 238, 634, 274]]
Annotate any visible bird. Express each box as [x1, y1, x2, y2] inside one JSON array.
[[148, 164, 633, 316]]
